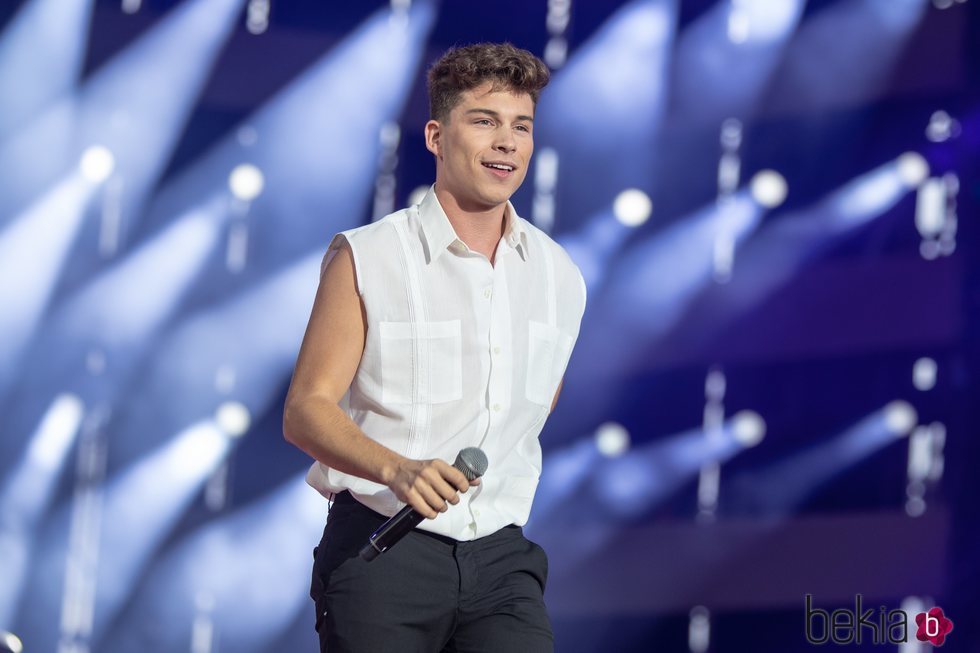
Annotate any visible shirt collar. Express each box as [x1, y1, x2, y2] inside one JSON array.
[[417, 185, 528, 264]]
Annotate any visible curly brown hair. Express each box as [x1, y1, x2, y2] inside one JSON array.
[[427, 42, 551, 123]]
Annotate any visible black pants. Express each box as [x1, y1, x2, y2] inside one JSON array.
[[310, 491, 553, 652]]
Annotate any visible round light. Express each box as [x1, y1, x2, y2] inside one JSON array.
[[883, 400, 917, 436], [214, 365, 236, 394], [0, 631, 23, 653], [544, 38, 568, 69], [408, 185, 429, 207], [907, 479, 926, 499], [705, 368, 726, 401], [215, 401, 251, 438], [228, 164, 264, 201], [379, 122, 401, 149], [905, 496, 926, 517], [195, 590, 216, 611], [86, 348, 107, 376], [720, 118, 743, 149], [896, 152, 929, 188], [595, 422, 630, 458], [613, 188, 652, 227], [237, 125, 258, 147], [920, 239, 941, 260], [925, 110, 960, 142], [79, 145, 115, 183], [912, 357, 937, 391], [731, 410, 766, 447], [749, 170, 788, 208]]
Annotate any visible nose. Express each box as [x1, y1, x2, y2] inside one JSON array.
[[493, 127, 516, 153]]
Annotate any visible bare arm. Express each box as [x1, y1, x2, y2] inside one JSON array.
[[282, 240, 475, 519], [550, 378, 563, 413]]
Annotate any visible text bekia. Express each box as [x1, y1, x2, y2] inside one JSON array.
[[805, 594, 907, 645]]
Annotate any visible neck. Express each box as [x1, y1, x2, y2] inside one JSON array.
[[433, 184, 507, 259]]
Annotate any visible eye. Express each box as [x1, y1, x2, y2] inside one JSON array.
[[515, 124, 530, 133], [475, 119, 493, 126]]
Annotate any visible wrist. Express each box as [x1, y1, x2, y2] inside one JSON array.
[[377, 452, 405, 487]]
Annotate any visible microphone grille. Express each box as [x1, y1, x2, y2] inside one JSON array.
[[454, 447, 488, 480]]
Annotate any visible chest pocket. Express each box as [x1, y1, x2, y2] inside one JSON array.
[[379, 320, 462, 404], [525, 320, 574, 406]]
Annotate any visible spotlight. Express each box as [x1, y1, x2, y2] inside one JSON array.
[[727, 9, 750, 44], [731, 410, 766, 447], [0, 631, 23, 653], [749, 170, 787, 208], [884, 400, 917, 436], [912, 358, 937, 391], [215, 401, 251, 437], [228, 164, 265, 201], [79, 145, 115, 183], [896, 152, 929, 188], [30, 393, 85, 468], [595, 422, 630, 457], [613, 188, 652, 227]]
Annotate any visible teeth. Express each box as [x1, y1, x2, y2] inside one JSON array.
[[485, 163, 513, 171]]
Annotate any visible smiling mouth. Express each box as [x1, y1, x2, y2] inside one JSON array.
[[482, 162, 516, 173]]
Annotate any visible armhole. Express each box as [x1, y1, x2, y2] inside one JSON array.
[[321, 232, 364, 297]]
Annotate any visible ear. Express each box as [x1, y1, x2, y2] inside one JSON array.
[[424, 119, 442, 159]]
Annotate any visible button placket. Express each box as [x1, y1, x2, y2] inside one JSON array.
[[486, 265, 513, 422]]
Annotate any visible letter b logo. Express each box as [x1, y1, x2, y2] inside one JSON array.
[[805, 595, 830, 644]]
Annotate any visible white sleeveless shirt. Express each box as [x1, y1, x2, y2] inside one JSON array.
[[306, 186, 586, 540]]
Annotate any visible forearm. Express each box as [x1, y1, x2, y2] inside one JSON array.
[[284, 393, 476, 518], [283, 395, 402, 487]]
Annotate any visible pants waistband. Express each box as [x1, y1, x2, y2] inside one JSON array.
[[330, 490, 519, 545]]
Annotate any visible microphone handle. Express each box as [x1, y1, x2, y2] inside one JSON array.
[[359, 504, 426, 561], [357, 447, 487, 562]]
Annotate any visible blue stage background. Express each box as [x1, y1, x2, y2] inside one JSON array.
[[0, 0, 977, 651]]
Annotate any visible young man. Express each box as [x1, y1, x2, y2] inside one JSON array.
[[284, 42, 586, 652]]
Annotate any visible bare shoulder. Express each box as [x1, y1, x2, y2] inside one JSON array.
[[286, 237, 366, 406]]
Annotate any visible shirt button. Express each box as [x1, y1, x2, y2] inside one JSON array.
[[474, 509, 481, 517], [493, 346, 501, 354], [484, 288, 492, 299], [492, 403, 501, 412]]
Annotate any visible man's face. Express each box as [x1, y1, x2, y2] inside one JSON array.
[[425, 82, 535, 211]]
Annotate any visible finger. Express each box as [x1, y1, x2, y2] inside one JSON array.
[[407, 488, 439, 519], [434, 460, 471, 493], [417, 482, 449, 515], [424, 464, 465, 501]]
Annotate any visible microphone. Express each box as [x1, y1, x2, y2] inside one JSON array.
[[359, 447, 488, 562]]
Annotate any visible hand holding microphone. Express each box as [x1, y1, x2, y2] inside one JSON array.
[[360, 447, 488, 561]]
